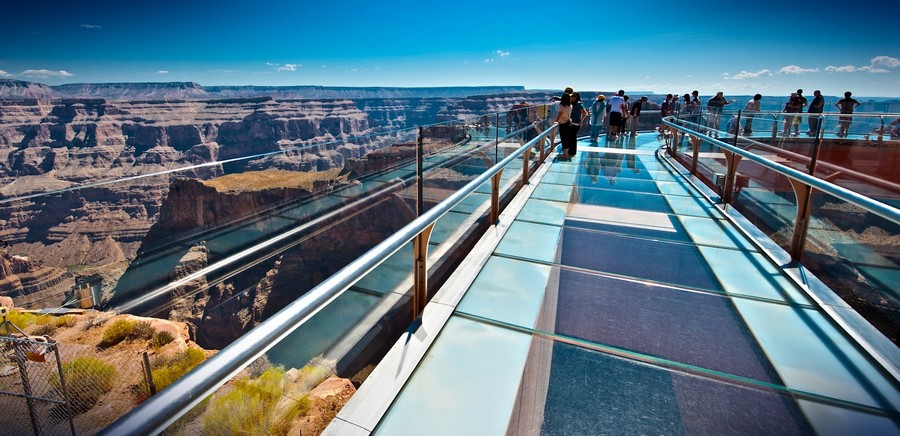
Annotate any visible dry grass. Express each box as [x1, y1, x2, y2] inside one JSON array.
[[203, 169, 346, 193]]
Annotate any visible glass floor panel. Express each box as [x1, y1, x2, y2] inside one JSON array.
[[374, 315, 899, 436], [561, 205, 757, 251], [570, 175, 698, 197]]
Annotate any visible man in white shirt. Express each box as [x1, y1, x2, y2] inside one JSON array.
[[607, 90, 627, 139], [742, 94, 762, 135]]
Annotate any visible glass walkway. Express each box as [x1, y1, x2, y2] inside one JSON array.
[[328, 134, 900, 435]]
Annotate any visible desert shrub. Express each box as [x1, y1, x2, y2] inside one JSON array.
[[31, 323, 57, 336], [55, 315, 78, 328], [33, 315, 53, 325], [295, 364, 330, 393], [5, 310, 38, 331], [150, 331, 175, 350], [147, 348, 206, 393], [51, 357, 117, 413], [99, 319, 155, 348], [81, 312, 112, 331], [246, 354, 274, 379], [203, 367, 311, 435]]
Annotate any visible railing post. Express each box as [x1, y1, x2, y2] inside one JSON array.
[[417, 126, 424, 216], [490, 171, 503, 224], [413, 224, 434, 317], [495, 113, 500, 163], [522, 147, 531, 185], [670, 129, 679, 156], [539, 136, 546, 162], [788, 179, 814, 261], [689, 134, 701, 175], [878, 116, 885, 146], [721, 150, 742, 204]]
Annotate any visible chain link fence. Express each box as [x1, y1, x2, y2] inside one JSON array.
[[1, 315, 166, 435]]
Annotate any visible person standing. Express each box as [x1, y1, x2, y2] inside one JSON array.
[[835, 91, 861, 138], [707, 91, 735, 137], [607, 90, 627, 140], [554, 93, 573, 160], [569, 92, 588, 157], [807, 90, 825, 135], [629, 96, 648, 136], [590, 94, 607, 142], [794, 89, 809, 134], [782, 93, 803, 136], [743, 94, 762, 135], [659, 94, 673, 133]]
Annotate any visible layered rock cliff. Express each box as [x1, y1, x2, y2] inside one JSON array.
[[0, 88, 555, 312]]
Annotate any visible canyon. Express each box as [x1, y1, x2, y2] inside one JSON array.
[[0, 80, 558, 348]]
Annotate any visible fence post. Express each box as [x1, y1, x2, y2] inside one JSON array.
[[13, 342, 42, 436], [53, 344, 77, 436], [142, 352, 157, 396]]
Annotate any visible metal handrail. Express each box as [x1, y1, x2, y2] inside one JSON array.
[[661, 116, 900, 226], [100, 124, 558, 435]]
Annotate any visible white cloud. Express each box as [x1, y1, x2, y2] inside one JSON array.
[[495, 50, 510, 58], [483, 58, 494, 63], [779, 65, 819, 75], [0, 70, 11, 77], [825, 64, 858, 73], [21, 69, 74, 78], [871, 56, 900, 69], [268, 62, 300, 72], [80, 24, 101, 29], [826, 56, 900, 73], [722, 69, 771, 80], [212, 69, 240, 74], [157, 70, 169, 74]]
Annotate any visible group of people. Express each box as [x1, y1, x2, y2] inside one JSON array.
[[662, 89, 864, 138], [550, 87, 881, 160], [553, 87, 647, 161]]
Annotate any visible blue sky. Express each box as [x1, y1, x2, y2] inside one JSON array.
[[2, 0, 898, 97]]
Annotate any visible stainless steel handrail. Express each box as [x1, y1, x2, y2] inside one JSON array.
[[100, 124, 558, 435], [661, 116, 900, 225]]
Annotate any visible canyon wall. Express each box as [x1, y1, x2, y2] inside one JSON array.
[[0, 86, 555, 313]]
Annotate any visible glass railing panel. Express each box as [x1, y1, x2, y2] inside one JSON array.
[[729, 158, 799, 255], [802, 192, 900, 343]]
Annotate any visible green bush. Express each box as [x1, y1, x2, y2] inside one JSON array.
[[203, 367, 310, 435], [150, 331, 175, 350], [99, 319, 155, 348], [51, 357, 117, 413], [148, 348, 206, 393], [4, 310, 38, 331]]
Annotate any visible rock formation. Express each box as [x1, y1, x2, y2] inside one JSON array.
[[1, 84, 558, 314]]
